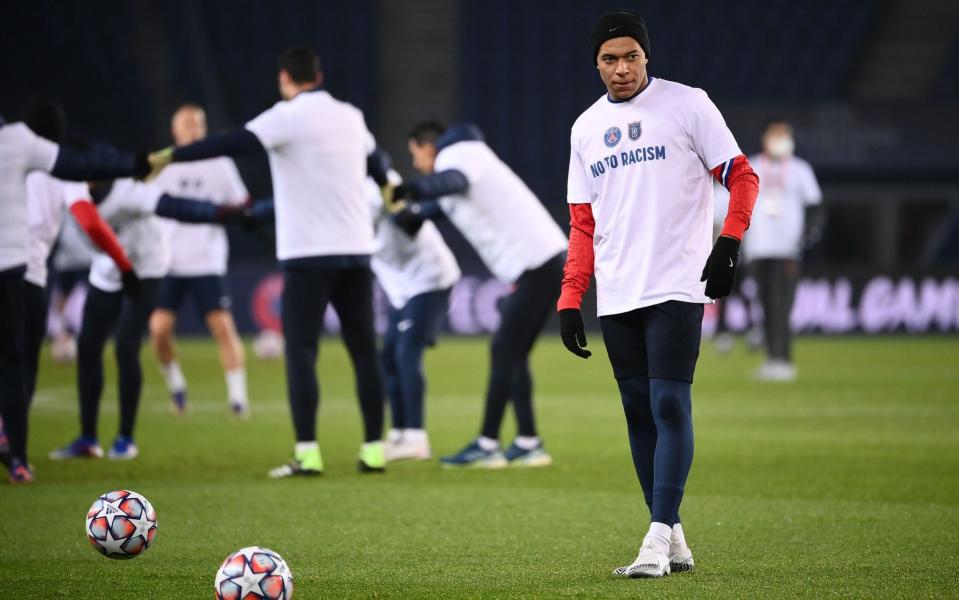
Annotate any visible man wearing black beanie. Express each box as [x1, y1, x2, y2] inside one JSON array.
[[558, 10, 761, 578]]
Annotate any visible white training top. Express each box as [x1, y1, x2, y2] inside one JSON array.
[[53, 214, 96, 272], [0, 122, 60, 271], [367, 174, 461, 309], [434, 141, 567, 283], [742, 154, 821, 261], [151, 158, 248, 276], [88, 179, 169, 292], [24, 172, 90, 287], [568, 77, 742, 316], [246, 89, 376, 261]]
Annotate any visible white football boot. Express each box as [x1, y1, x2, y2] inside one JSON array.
[[613, 536, 671, 578], [669, 523, 695, 573], [384, 430, 431, 462]]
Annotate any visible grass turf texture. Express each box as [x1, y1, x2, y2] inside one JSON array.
[[1, 336, 957, 599]]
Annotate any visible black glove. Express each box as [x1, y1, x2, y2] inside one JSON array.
[[121, 270, 142, 298], [216, 205, 258, 231], [132, 151, 151, 180], [700, 235, 740, 299], [559, 309, 591, 359], [392, 204, 426, 237], [392, 184, 409, 203]]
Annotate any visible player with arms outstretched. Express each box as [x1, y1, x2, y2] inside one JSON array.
[[0, 110, 151, 483], [147, 47, 392, 475], [394, 122, 567, 468], [19, 102, 138, 409], [149, 103, 251, 416], [558, 10, 759, 577]]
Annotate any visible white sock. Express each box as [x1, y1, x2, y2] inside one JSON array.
[[403, 429, 428, 445], [294, 441, 318, 455], [387, 428, 403, 443], [477, 436, 499, 451], [225, 368, 247, 405], [159, 361, 186, 393], [645, 522, 672, 555], [671, 523, 687, 548], [514, 435, 540, 450]]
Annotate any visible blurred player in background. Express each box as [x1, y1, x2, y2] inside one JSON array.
[[368, 162, 460, 461], [49, 169, 253, 461], [745, 119, 823, 382], [147, 47, 392, 476], [0, 109, 152, 483], [394, 121, 567, 469], [20, 102, 137, 408], [557, 10, 759, 577], [48, 214, 97, 361], [149, 103, 250, 416]]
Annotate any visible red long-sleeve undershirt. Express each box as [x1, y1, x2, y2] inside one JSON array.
[[557, 154, 759, 311], [69, 200, 134, 273]]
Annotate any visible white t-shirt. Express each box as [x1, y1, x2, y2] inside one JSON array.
[[24, 172, 90, 287], [151, 158, 248, 276], [246, 90, 376, 261], [53, 214, 96, 272], [434, 141, 567, 283], [568, 77, 742, 316], [88, 179, 169, 292], [0, 122, 60, 271], [367, 175, 461, 309], [742, 154, 821, 260]]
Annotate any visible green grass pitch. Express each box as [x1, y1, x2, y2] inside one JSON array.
[[1, 335, 957, 598]]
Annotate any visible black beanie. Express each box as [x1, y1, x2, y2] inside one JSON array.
[[590, 9, 650, 64]]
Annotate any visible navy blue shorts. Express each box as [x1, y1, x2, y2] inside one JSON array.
[[599, 301, 704, 382], [157, 275, 232, 316], [385, 288, 451, 347]]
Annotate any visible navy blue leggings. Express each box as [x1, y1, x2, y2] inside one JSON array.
[[601, 301, 703, 527], [77, 280, 160, 440], [382, 289, 450, 430]]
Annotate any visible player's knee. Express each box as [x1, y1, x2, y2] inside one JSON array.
[[206, 311, 236, 341], [149, 311, 175, 339], [650, 382, 690, 424], [489, 333, 517, 362], [113, 335, 141, 367]]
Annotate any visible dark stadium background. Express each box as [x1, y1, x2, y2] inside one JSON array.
[[2, 0, 958, 335]]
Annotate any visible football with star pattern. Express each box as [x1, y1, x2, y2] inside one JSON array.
[[84, 490, 158, 559], [215, 546, 294, 599]]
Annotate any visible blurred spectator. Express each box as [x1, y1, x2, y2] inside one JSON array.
[[744, 120, 823, 381]]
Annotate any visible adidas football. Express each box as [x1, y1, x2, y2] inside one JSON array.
[[85, 490, 157, 559], [215, 546, 294, 599]]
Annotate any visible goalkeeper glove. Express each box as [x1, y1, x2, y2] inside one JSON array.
[[700, 235, 740, 299]]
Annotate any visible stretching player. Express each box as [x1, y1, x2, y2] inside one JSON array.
[[393, 121, 567, 468], [150, 103, 250, 416], [0, 111, 151, 483], [20, 102, 137, 408], [557, 10, 759, 577], [49, 172, 252, 461], [147, 47, 391, 475], [368, 165, 460, 461]]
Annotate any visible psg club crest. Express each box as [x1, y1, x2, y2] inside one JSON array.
[[603, 126, 622, 148], [628, 121, 642, 140]]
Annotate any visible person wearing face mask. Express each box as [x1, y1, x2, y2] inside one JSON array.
[[744, 120, 823, 382]]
